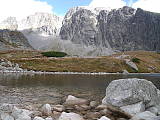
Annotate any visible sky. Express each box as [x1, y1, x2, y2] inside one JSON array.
[[0, 0, 160, 21]]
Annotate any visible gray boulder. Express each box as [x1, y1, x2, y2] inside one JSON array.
[[0, 113, 14, 120], [131, 111, 160, 120], [102, 78, 159, 107], [120, 102, 145, 115]]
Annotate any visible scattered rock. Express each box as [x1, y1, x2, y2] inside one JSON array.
[[86, 112, 101, 119], [64, 95, 88, 106], [98, 116, 111, 120], [45, 116, 53, 120], [0, 104, 14, 113], [131, 111, 160, 120], [30, 111, 42, 119], [41, 104, 52, 116], [0, 113, 14, 120], [75, 104, 90, 111], [125, 59, 138, 71], [99, 109, 111, 116], [33, 116, 45, 120], [52, 105, 65, 112], [90, 101, 98, 108], [122, 70, 129, 74], [11, 106, 32, 119], [58, 112, 84, 120], [16, 115, 31, 120], [96, 104, 108, 110], [52, 111, 61, 120]]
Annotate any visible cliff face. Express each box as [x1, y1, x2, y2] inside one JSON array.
[[60, 6, 160, 52], [0, 29, 33, 50], [18, 12, 62, 36]]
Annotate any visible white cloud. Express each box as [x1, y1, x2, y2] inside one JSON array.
[[128, 0, 134, 6], [89, 0, 126, 10], [0, 0, 53, 21], [132, 0, 160, 13]]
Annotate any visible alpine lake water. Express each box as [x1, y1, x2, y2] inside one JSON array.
[[0, 73, 160, 107]]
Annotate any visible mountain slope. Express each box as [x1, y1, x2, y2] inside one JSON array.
[[0, 29, 33, 50], [60, 6, 160, 52]]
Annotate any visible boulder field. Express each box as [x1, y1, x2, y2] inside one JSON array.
[[0, 78, 160, 120]]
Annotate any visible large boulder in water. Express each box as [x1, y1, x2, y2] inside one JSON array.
[[102, 78, 160, 108]]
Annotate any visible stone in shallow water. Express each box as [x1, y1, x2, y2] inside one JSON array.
[[102, 78, 159, 107], [64, 95, 88, 106], [41, 104, 52, 116], [58, 112, 84, 120]]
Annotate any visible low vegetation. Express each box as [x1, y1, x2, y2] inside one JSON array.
[[0, 50, 160, 73], [131, 57, 141, 63], [41, 51, 67, 57]]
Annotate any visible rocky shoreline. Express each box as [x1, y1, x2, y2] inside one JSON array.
[[1, 59, 160, 75], [1, 78, 160, 120]]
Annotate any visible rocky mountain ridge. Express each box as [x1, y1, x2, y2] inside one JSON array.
[[0, 6, 160, 56], [0, 12, 62, 36], [0, 29, 33, 50], [60, 6, 160, 52]]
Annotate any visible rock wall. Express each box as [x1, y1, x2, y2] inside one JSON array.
[[60, 6, 160, 52]]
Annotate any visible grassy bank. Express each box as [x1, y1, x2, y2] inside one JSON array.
[[0, 50, 160, 73]]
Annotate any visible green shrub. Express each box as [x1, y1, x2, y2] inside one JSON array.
[[131, 57, 140, 63], [41, 51, 67, 57]]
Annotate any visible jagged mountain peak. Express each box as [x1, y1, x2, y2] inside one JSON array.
[[60, 6, 160, 53], [18, 12, 62, 36], [0, 17, 18, 30]]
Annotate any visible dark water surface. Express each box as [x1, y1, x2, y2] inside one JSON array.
[[0, 73, 160, 106]]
